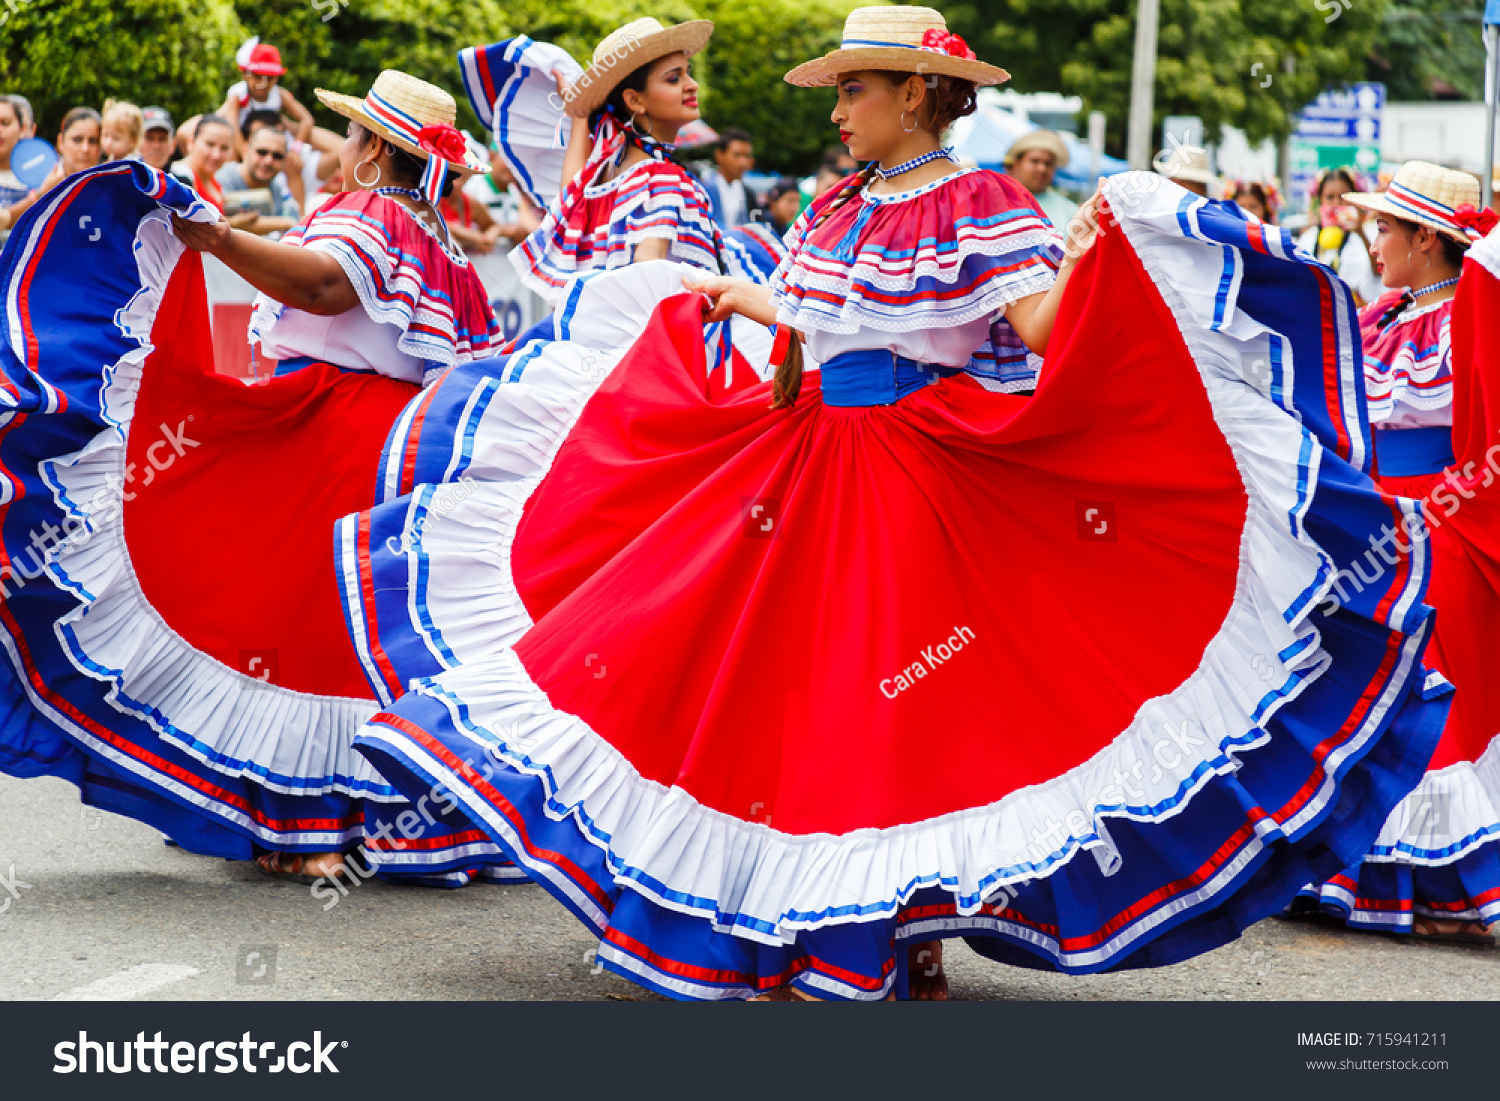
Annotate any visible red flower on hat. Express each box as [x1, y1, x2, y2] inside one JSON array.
[[1453, 202, 1499, 239], [920, 28, 976, 60], [417, 124, 468, 164]]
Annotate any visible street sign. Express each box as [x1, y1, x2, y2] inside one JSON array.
[[1289, 82, 1384, 214], [1293, 115, 1380, 143], [1303, 83, 1385, 115]]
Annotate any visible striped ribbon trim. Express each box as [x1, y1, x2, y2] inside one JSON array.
[[364, 88, 451, 206], [840, 36, 950, 53], [1384, 181, 1480, 241]]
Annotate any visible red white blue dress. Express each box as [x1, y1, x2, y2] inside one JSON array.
[[333, 170, 1447, 997], [1361, 290, 1455, 499], [513, 152, 724, 301], [0, 162, 516, 885], [1299, 231, 1500, 931], [457, 36, 786, 382]]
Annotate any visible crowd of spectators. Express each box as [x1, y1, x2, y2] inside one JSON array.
[[0, 39, 541, 251], [2, 55, 1354, 259]]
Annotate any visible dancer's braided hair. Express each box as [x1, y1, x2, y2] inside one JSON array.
[[770, 72, 975, 410], [770, 163, 877, 410]]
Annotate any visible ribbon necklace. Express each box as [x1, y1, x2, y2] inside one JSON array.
[[1377, 275, 1461, 329], [872, 147, 958, 181]]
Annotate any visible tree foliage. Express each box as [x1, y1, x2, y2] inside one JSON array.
[[2, 0, 860, 173], [695, 0, 866, 174], [0, 0, 242, 136], [942, 0, 1387, 155], [1369, 0, 1487, 100], [236, 0, 520, 138]]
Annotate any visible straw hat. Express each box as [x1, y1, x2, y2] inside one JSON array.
[[1152, 144, 1217, 187], [560, 18, 714, 119], [316, 70, 488, 174], [1005, 129, 1070, 169], [784, 6, 1008, 88], [1342, 161, 1486, 244]]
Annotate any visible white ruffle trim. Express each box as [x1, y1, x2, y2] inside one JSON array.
[[1364, 734, 1500, 866], [39, 211, 391, 799], [248, 202, 485, 370], [772, 232, 1060, 336], [361, 174, 1431, 954]]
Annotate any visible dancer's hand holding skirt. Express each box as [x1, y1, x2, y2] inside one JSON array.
[[0, 162, 518, 885]]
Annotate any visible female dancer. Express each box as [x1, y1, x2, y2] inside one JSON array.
[[0, 71, 509, 888], [1349, 163, 1473, 499], [337, 6, 1446, 999], [458, 23, 786, 401], [460, 20, 783, 304], [1295, 169, 1500, 943]]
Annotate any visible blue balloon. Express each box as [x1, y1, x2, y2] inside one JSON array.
[[11, 138, 58, 191]]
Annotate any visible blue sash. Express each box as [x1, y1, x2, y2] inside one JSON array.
[[1372, 426, 1454, 478], [819, 349, 961, 408]]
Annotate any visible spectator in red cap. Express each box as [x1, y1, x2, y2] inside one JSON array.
[[217, 37, 314, 158]]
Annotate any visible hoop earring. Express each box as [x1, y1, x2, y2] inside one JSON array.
[[353, 161, 382, 188], [900, 111, 917, 134], [1405, 247, 1432, 276], [629, 112, 653, 138]]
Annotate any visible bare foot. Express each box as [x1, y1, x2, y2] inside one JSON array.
[[907, 939, 949, 1000], [254, 851, 347, 882]]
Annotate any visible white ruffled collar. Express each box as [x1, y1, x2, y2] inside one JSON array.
[[859, 166, 976, 205]]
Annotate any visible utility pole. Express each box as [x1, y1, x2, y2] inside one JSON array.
[[1277, 54, 1295, 207], [1127, 0, 1161, 169], [1484, 14, 1497, 208]]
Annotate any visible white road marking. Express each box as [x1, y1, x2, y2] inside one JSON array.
[[49, 963, 202, 1001]]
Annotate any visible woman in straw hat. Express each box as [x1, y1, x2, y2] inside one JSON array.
[[457, 20, 775, 306], [338, 6, 1446, 1000], [1291, 166, 1500, 945], [0, 70, 518, 891], [466, 23, 792, 303], [1338, 162, 1490, 499]]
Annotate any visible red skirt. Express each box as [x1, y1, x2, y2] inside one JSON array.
[[342, 188, 1447, 996]]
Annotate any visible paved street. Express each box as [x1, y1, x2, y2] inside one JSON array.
[[2, 772, 1496, 1002]]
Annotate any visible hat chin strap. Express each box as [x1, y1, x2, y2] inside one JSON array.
[[357, 87, 457, 206], [419, 156, 448, 206]]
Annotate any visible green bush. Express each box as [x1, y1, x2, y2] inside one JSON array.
[[696, 0, 867, 175], [0, 0, 242, 136], [943, 0, 1387, 153], [0, 0, 860, 173], [498, 0, 703, 66], [232, 0, 518, 137], [241, 0, 870, 174]]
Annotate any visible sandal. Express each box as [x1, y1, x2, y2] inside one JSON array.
[[254, 851, 348, 885], [751, 984, 822, 1001], [1410, 916, 1495, 946]]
